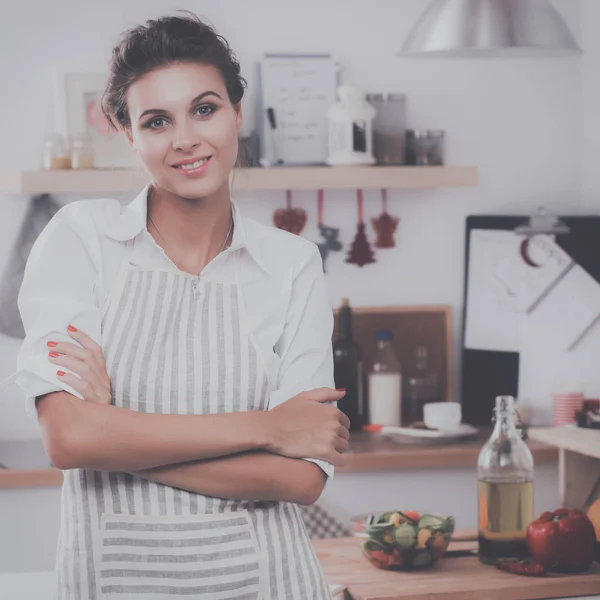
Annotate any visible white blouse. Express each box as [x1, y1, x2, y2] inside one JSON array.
[[3, 185, 335, 477]]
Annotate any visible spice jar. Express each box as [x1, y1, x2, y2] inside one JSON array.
[[367, 93, 407, 165], [406, 130, 445, 166], [70, 133, 94, 169], [41, 133, 71, 170]]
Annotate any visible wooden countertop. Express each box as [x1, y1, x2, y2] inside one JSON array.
[[314, 536, 600, 600], [338, 430, 558, 472]]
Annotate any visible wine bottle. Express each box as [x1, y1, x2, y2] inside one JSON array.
[[333, 298, 365, 431]]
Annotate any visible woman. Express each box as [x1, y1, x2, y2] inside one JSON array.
[[9, 13, 349, 600]]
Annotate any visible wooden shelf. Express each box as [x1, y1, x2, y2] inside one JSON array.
[[0, 166, 478, 195], [529, 427, 600, 460]]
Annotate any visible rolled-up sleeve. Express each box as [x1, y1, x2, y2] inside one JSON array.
[[268, 245, 336, 479], [0, 207, 102, 414]]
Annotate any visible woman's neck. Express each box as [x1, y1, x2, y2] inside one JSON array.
[[146, 183, 233, 276]]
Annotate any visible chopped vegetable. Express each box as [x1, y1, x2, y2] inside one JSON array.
[[496, 560, 547, 577], [418, 514, 445, 530], [417, 529, 432, 549], [393, 523, 417, 548], [404, 510, 421, 522]]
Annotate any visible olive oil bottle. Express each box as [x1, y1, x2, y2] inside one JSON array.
[[477, 396, 534, 564]]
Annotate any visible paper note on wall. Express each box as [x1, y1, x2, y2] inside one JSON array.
[[525, 264, 600, 352], [518, 268, 600, 425], [259, 55, 338, 165], [465, 230, 573, 352]]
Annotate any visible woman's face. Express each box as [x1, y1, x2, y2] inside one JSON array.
[[125, 62, 242, 199]]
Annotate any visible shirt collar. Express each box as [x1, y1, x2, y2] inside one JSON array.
[[103, 184, 270, 275]]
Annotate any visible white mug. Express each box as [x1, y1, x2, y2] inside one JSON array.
[[423, 402, 462, 431]]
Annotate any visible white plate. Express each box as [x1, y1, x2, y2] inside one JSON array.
[[381, 423, 479, 442]]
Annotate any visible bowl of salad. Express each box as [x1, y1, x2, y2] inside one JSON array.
[[352, 510, 455, 570]]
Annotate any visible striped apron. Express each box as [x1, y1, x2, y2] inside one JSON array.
[[56, 236, 332, 599]]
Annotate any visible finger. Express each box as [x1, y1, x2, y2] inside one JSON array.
[[48, 353, 91, 378], [308, 387, 347, 403], [47, 341, 88, 361], [67, 325, 102, 355], [335, 437, 350, 453], [49, 348, 107, 385], [323, 451, 344, 467], [338, 411, 351, 430], [337, 425, 350, 441], [56, 370, 111, 404], [48, 354, 105, 395], [55, 371, 86, 396]]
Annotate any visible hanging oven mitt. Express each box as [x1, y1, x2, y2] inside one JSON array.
[[0, 194, 61, 339]]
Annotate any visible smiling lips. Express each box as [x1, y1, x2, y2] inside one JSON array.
[[172, 156, 212, 175]]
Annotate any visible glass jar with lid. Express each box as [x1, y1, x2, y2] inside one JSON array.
[[406, 130, 445, 166], [366, 93, 406, 165], [70, 133, 94, 169], [41, 133, 71, 170]]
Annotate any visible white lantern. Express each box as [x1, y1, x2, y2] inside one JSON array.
[[326, 85, 375, 166]]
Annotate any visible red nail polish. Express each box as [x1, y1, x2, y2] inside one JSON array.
[[68, 325, 77, 332], [49, 352, 59, 358], [57, 370, 65, 376], [336, 388, 346, 392], [47, 341, 57, 347]]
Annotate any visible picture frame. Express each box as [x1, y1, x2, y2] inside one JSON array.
[[257, 53, 340, 166], [53, 68, 138, 169]]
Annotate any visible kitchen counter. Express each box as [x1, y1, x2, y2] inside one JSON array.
[[529, 427, 600, 510], [338, 430, 557, 472], [315, 537, 600, 600], [2, 545, 599, 600]]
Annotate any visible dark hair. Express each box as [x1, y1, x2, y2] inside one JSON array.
[[102, 12, 246, 130]]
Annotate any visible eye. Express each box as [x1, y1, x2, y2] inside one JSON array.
[[195, 104, 217, 117], [145, 117, 168, 130]]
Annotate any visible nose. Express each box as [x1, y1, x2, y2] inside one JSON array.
[[172, 120, 200, 153]]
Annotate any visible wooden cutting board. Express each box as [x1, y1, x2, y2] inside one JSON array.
[[314, 536, 600, 600]]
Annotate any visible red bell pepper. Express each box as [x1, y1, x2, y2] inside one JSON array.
[[526, 509, 596, 572]]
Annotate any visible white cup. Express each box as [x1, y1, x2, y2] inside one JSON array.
[[423, 402, 462, 431]]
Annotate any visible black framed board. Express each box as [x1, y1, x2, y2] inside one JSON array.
[[461, 215, 600, 426]]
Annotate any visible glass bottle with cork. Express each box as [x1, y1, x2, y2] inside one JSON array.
[[477, 395, 534, 564], [333, 299, 365, 431]]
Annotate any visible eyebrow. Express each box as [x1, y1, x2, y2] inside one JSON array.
[[138, 91, 224, 120]]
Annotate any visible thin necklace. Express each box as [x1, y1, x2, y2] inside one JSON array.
[[148, 206, 233, 255]]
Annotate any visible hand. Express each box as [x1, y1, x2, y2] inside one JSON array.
[[265, 388, 350, 466], [47, 324, 112, 404]]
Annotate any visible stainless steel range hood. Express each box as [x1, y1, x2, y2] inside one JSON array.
[[399, 0, 581, 58]]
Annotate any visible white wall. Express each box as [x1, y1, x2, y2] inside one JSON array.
[[582, 0, 600, 209], [0, 0, 585, 439]]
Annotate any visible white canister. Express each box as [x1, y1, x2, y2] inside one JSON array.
[[368, 372, 402, 426], [326, 85, 375, 166]]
